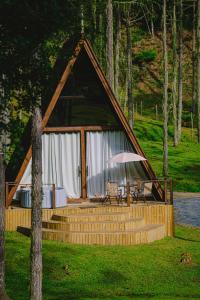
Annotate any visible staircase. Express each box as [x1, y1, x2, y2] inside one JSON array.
[[38, 207, 165, 245]]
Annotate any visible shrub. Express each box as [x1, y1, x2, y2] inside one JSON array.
[[134, 50, 157, 63]]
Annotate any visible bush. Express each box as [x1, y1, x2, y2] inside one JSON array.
[[134, 50, 157, 63]]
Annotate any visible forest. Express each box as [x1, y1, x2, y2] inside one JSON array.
[[0, 0, 200, 190], [0, 2, 200, 300]]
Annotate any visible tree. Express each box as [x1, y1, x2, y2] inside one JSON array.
[[0, 74, 11, 300], [192, 0, 197, 114], [177, 0, 183, 143], [163, 0, 169, 176], [106, 0, 114, 90], [30, 96, 43, 300], [197, 0, 200, 143], [126, 15, 134, 128], [172, 0, 178, 146], [29, 47, 44, 300], [115, 4, 121, 101]]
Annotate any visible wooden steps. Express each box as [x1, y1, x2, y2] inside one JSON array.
[[42, 217, 145, 232], [51, 211, 132, 223], [41, 224, 165, 245], [18, 207, 167, 245]]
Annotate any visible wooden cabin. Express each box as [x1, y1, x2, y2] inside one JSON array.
[[5, 38, 174, 244]]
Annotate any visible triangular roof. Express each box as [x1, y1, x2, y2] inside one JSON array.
[[6, 38, 163, 206]]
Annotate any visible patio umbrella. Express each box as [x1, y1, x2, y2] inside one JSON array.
[[108, 152, 147, 206], [109, 152, 146, 164], [108, 152, 146, 184]]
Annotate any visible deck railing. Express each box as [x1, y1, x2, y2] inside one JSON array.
[[5, 182, 56, 209], [125, 178, 173, 206], [5, 178, 173, 208]]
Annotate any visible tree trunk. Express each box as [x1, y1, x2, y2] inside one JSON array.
[[0, 75, 10, 300], [115, 6, 121, 102], [150, 2, 155, 38], [92, 0, 97, 32], [99, 14, 103, 67], [192, 0, 197, 113], [106, 0, 114, 90], [0, 152, 10, 300], [177, 0, 183, 143], [126, 19, 134, 128], [163, 0, 169, 177], [172, 0, 178, 146], [123, 72, 128, 113], [30, 103, 42, 300], [197, 0, 200, 143]]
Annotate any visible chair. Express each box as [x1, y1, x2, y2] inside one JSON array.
[[129, 180, 143, 203], [136, 182, 155, 202], [104, 182, 123, 205]]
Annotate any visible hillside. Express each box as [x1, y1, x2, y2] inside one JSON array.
[[133, 115, 200, 192], [121, 30, 200, 192]]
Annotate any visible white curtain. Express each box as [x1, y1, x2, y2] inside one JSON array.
[[20, 133, 81, 198], [86, 131, 147, 197]]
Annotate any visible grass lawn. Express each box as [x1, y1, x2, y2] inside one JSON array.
[[134, 117, 200, 192], [5, 226, 200, 300]]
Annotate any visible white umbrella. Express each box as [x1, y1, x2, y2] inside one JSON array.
[[109, 152, 146, 164]]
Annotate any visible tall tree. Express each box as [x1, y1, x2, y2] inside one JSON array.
[[192, 0, 197, 113], [106, 0, 114, 90], [30, 96, 42, 300], [172, 0, 178, 146], [177, 0, 183, 143], [29, 48, 44, 300], [150, 1, 155, 37], [163, 0, 169, 176], [197, 0, 200, 143], [115, 5, 121, 101], [0, 75, 11, 300], [126, 15, 134, 128]]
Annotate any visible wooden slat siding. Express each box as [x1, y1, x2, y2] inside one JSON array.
[[83, 40, 163, 201], [6, 42, 83, 207], [5, 204, 174, 237], [81, 129, 87, 198], [43, 126, 118, 132], [40, 225, 165, 245]]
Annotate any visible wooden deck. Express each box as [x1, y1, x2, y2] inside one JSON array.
[[6, 203, 174, 245]]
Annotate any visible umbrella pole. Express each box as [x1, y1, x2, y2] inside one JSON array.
[[125, 163, 131, 207]]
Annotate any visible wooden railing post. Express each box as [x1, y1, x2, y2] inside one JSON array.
[[5, 182, 9, 209], [52, 184, 56, 209], [127, 182, 131, 207], [164, 178, 167, 204], [170, 179, 173, 204]]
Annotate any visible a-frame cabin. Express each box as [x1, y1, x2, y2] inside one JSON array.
[[6, 38, 164, 207]]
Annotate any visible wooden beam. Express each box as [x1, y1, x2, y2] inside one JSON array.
[[60, 95, 86, 100], [83, 40, 163, 201], [43, 126, 118, 132], [52, 184, 56, 209], [6, 41, 84, 207], [41, 42, 83, 130], [80, 129, 87, 199]]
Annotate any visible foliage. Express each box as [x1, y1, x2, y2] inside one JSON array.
[[134, 50, 157, 63], [0, 0, 198, 189], [5, 226, 200, 300], [134, 116, 200, 192]]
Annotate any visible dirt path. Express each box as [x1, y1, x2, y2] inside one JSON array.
[[174, 192, 200, 199]]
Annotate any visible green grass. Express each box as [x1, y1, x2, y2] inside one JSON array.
[[5, 227, 200, 300], [133, 117, 200, 192]]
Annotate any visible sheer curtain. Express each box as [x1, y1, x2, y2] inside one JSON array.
[[20, 133, 81, 198], [86, 131, 147, 197]]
